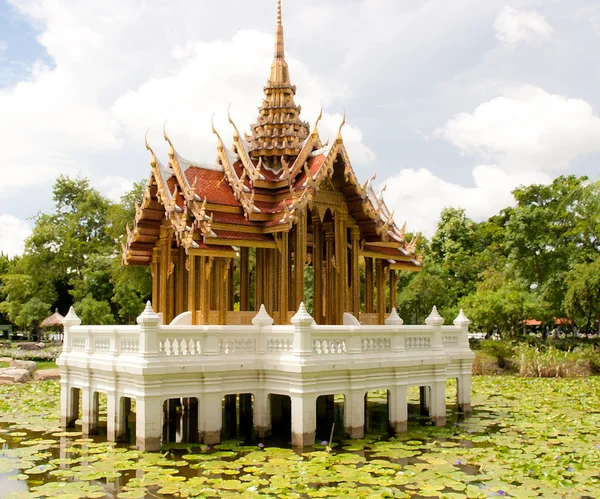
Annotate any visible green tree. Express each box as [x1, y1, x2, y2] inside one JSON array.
[[460, 268, 545, 338], [563, 255, 600, 334]]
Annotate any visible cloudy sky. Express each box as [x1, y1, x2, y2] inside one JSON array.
[[0, 0, 599, 257]]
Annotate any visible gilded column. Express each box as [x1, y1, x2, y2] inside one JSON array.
[[187, 254, 197, 325], [265, 249, 274, 316], [151, 247, 160, 312], [176, 247, 185, 316], [240, 247, 250, 311], [350, 226, 360, 317], [227, 258, 234, 312], [376, 259, 385, 325], [255, 249, 264, 310], [294, 211, 307, 309], [325, 226, 335, 325], [390, 269, 398, 311], [312, 215, 323, 324], [198, 256, 210, 325], [159, 226, 171, 319], [218, 259, 227, 325], [365, 257, 374, 314], [334, 212, 347, 324], [279, 231, 289, 324]]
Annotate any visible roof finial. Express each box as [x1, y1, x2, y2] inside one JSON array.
[[277, 0, 282, 26], [274, 0, 284, 59]]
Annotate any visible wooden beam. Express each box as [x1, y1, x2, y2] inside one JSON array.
[[203, 237, 277, 249], [390, 262, 423, 272]]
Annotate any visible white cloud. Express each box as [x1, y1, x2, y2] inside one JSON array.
[[494, 6, 554, 44], [0, 215, 32, 257], [95, 176, 136, 203], [384, 165, 552, 238], [435, 85, 600, 171]]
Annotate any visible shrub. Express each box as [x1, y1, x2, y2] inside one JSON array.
[[480, 340, 516, 369], [0, 346, 62, 362], [514, 343, 590, 377]]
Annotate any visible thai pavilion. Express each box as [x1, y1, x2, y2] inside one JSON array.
[[122, 1, 423, 328], [58, 0, 474, 452]]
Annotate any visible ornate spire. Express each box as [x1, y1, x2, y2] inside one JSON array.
[[275, 0, 284, 59], [246, 0, 310, 162]]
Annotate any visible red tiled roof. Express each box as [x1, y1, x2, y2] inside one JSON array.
[[185, 166, 241, 207]]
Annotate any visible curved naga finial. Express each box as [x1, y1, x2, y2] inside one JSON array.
[[211, 113, 224, 150], [337, 106, 346, 139], [163, 120, 175, 158], [227, 103, 241, 140], [311, 103, 323, 136], [144, 129, 158, 168]]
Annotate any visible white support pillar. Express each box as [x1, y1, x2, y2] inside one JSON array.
[[428, 381, 447, 427], [200, 393, 222, 445], [253, 391, 271, 439], [106, 391, 127, 442], [60, 382, 79, 428], [291, 393, 316, 447], [454, 309, 473, 415], [82, 389, 99, 435], [388, 386, 408, 433], [136, 396, 163, 451], [344, 389, 365, 439], [457, 371, 473, 415]]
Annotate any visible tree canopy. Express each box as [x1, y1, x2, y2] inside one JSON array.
[[0, 176, 150, 331], [0, 174, 598, 336]]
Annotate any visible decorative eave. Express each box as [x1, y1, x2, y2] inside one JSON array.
[[213, 122, 259, 219]]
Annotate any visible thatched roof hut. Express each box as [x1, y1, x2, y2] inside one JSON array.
[[40, 309, 64, 329]]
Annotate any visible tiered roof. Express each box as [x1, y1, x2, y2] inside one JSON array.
[[122, 0, 423, 271]]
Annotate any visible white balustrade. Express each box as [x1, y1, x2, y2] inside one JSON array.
[[58, 303, 475, 452]]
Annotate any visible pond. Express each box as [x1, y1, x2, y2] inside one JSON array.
[[0, 376, 599, 498]]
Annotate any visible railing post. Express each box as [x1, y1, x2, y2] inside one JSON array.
[[137, 301, 160, 358], [252, 304, 274, 355], [386, 308, 405, 353], [425, 306, 444, 351], [62, 306, 81, 354], [291, 302, 313, 357], [453, 309, 471, 348]]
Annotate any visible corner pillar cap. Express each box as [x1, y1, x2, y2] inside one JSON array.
[[453, 309, 471, 327], [252, 304, 274, 327], [62, 306, 82, 327], [291, 302, 315, 326], [137, 301, 160, 326], [385, 307, 404, 326], [425, 305, 444, 327]]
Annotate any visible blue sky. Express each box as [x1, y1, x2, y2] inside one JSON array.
[[0, 0, 599, 256], [0, 0, 50, 85]]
